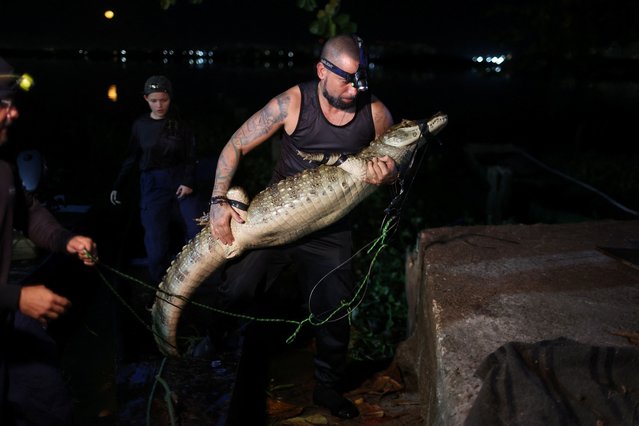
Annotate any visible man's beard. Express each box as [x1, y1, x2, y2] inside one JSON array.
[[322, 86, 355, 111]]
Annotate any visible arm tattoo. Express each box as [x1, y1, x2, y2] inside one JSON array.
[[236, 93, 289, 147], [212, 93, 290, 195]]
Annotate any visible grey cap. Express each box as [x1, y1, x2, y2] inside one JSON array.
[[144, 75, 172, 96], [0, 56, 17, 99]]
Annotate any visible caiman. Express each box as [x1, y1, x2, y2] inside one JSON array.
[[151, 112, 448, 357]]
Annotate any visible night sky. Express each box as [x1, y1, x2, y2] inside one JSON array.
[[0, 0, 501, 56]]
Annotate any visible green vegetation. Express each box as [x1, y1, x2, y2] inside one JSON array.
[[159, 0, 355, 39]]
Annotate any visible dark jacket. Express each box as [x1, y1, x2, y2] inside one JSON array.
[[0, 153, 73, 313], [112, 113, 197, 191]]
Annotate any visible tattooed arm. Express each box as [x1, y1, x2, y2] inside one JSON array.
[[209, 87, 299, 244]]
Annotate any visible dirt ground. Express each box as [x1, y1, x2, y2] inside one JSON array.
[[265, 344, 424, 426], [117, 339, 424, 426], [103, 333, 423, 426]]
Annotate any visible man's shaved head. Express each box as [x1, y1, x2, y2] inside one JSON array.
[[321, 34, 360, 65]]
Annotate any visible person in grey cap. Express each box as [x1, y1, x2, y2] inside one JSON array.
[[0, 56, 99, 425], [110, 75, 203, 288]]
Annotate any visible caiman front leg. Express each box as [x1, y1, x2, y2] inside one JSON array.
[[296, 150, 369, 181]]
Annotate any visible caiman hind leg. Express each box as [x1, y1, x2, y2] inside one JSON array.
[[151, 186, 251, 357]]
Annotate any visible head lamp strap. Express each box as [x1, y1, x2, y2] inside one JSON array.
[[320, 58, 353, 82], [352, 34, 368, 70], [351, 34, 369, 91], [0, 74, 18, 88]]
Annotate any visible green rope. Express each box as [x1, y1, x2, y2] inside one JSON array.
[[82, 208, 399, 425], [146, 357, 177, 426], [86, 214, 396, 348]]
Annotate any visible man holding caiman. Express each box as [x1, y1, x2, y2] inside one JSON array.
[[208, 34, 398, 420]]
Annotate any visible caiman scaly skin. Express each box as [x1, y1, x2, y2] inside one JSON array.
[[151, 112, 448, 356]]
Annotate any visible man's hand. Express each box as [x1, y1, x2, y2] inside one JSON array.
[[209, 200, 244, 245], [19, 285, 71, 326], [66, 235, 98, 265], [364, 155, 398, 186], [176, 185, 193, 199]]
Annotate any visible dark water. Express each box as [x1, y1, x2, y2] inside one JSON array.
[[5, 50, 639, 228]]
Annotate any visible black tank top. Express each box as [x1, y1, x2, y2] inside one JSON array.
[[271, 80, 375, 184]]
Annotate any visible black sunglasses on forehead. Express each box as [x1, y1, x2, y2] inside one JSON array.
[[320, 34, 369, 92]]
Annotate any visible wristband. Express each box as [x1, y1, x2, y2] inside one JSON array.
[[210, 195, 229, 206]]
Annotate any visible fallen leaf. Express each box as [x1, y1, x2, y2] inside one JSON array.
[[359, 401, 385, 418], [267, 397, 304, 419], [281, 413, 329, 424], [368, 375, 403, 394]]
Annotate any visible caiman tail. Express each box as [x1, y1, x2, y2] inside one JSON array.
[[151, 112, 448, 357], [151, 188, 250, 357]]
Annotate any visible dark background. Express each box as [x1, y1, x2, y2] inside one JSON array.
[[1, 0, 638, 226]]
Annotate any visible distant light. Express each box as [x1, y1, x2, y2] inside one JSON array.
[[104, 10, 115, 20], [107, 84, 118, 102]]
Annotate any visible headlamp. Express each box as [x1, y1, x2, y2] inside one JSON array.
[[320, 58, 369, 92], [320, 33, 370, 92], [0, 73, 34, 92]]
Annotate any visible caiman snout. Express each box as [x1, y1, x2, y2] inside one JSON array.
[[418, 111, 448, 137]]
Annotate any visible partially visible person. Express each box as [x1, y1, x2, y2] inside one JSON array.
[[207, 34, 396, 420], [0, 56, 99, 425], [110, 76, 203, 285]]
